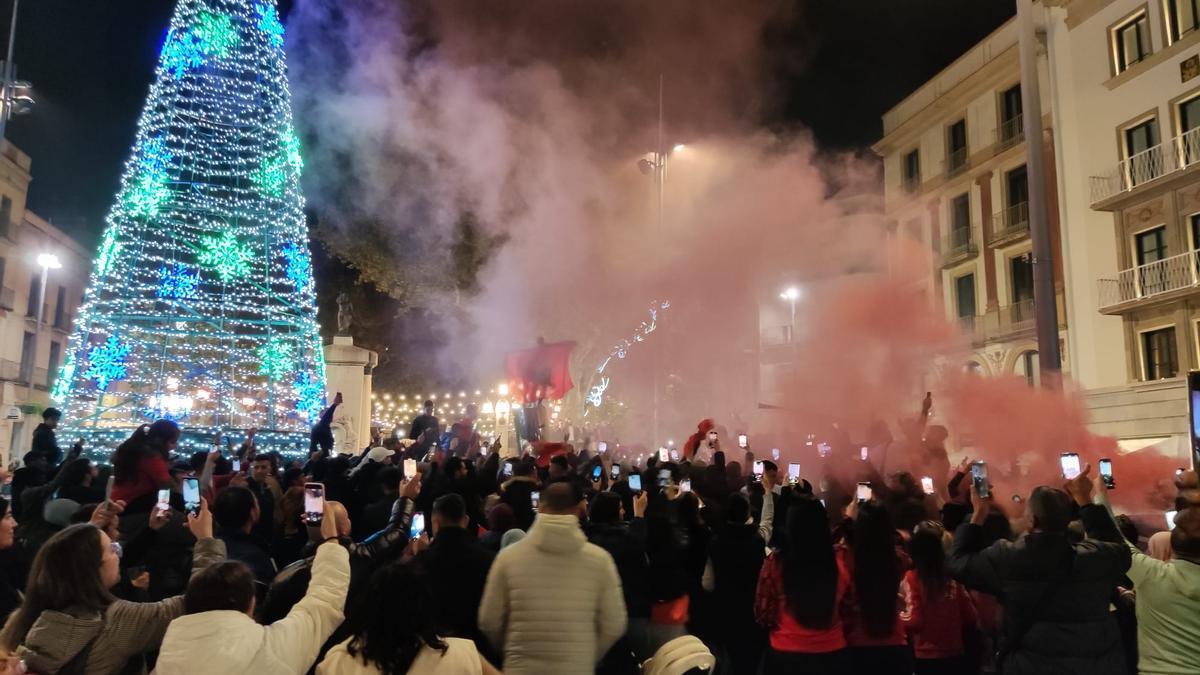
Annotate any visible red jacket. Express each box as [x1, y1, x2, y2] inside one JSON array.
[[754, 551, 850, 654], [900, 569, 978, 659]]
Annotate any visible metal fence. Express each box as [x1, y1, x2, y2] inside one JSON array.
[[1098, 249, 1200, 310]]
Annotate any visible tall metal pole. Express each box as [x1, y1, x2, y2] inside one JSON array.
[[1017, 0, 1062, 384], [0, 0, 18, 142], [652, 73, 663, 448]]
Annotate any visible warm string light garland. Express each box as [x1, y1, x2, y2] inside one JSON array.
[[57, 0, 326, 454]]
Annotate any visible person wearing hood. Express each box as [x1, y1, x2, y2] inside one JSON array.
[[0, 498, 224, 675], [681, 419, 717, 462], [154, 502, 349, 675], [478, 481, 626, 674]]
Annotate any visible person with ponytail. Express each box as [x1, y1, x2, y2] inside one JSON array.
[[901, 520, 978, 675], [110, 420, 180, 509], [755, 498, 852, 675]]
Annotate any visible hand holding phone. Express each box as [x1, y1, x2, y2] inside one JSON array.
[[531, 491, 541, 508], [628, 474, 642, 493], [737, 434, 748, 449], [410, 512, 426, 539], [856, 482, 873, 503], [787, 462, 800, 485], [971, 461, 991, 499], [592, 465, 603, 481], [156, 489, 171, 515], [1060, 452, 1081, 480], [304, 483, 325, 525], [920, 476, 935, 495], [403, 458, 418, 478], [752, 460, 764, 482], [681, 479, 692, 492], [1099, 458, 1114, 489], [610, 464, 620, 480], [183, 477, 201, 517]]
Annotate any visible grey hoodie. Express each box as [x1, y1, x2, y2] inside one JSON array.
[[10, 537, 225, 675]]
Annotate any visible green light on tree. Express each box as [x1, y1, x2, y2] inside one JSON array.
[[198, 230, 254, 282]]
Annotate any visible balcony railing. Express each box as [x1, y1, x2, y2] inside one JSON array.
[[1097, 249, 1200, 311], [1090, 127, 1200, 205], [946, 147, 968, 177], [960, 297, 1063, 343], [997, 114, 1024, 150], [990, 201, 1030, 244], [942, 226, 977, 265]]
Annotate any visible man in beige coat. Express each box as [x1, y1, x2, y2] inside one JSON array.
[[479, 481, 627, 674]]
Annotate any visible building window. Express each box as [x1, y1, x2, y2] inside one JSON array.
[[1142, 327, 1179, 380], [902, 149, 920, 191], [1190, 213, 1200, 249], [53, 286, 65, 329], [1113, 11, 1151, 72], [947, 119, 968, 174], [18, 332, 33, 383], [1124, 118, 1161, 186], [1179, 95, 1200, 164], [0, 197, 10, 240], [1136, 225, 1169, 295], [999, 85, 1023, 146], [955, 273, 977, 321], [1011, 253, 1034, 304], [25, 272, 40, 318], [1167, 0, 1200, 42], [1003, 165, 1029, 232], [47, 341, 60, 389], [1016, 350, 1040, 387]]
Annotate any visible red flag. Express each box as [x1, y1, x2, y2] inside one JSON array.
[[505, 339, 576, 404]]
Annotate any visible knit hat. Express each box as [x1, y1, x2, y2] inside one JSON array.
[[43, 498, 82, 527]]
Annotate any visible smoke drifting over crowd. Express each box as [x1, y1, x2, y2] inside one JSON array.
[[286, 0, 1178, 511]]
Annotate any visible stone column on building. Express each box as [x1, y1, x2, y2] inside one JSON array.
[[323, 335, 379, 455], [976, 171, 998, 312]]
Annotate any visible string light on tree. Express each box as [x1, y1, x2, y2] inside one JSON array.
[[55, 0, 326, 455]]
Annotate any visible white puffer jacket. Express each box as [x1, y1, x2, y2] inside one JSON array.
[[478, 513, 627, 675], [154, 542, 350, 675]]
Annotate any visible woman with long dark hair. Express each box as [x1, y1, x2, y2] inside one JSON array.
[[0, 498, 222, 674], [841, 500, 910, 674], [0, 499, 20, 624], [318, 562, 500, 674], [901, 520, 978, 675], [754, 499, 852, 675], [110, 420, 180, 507]]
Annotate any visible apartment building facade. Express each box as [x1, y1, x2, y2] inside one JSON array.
[[874, 18, 1069, 390], [1046, 0, 1200, 449], [0, 142, 89, 464]]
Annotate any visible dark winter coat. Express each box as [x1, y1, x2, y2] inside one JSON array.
[[412, 526, 496, 653], [948, 504, 1132, 675], [708, 522, 767, 633], [587, 518, 651, 618], [30, 423, 62, 465]]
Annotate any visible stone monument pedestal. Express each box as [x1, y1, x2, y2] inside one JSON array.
[[323, 335, 378, 455]]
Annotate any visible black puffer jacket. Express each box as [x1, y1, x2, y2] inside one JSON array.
[[587, 518, 650, 618], [949, 504, 1132, 675]]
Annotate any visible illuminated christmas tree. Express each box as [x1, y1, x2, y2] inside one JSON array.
[[54, 0, 325, 452]]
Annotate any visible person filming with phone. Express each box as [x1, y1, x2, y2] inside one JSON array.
[[155, 502, 349, 675], [949, 476, 1131, 674]]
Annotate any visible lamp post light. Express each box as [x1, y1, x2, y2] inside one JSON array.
[[33, 252, 61, 386], [779, 286, 800, 341]]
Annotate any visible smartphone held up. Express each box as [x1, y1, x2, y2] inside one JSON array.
[[304, 483, 325, 525], [182, 477, 201, 517], [971, 461, 991, 499]]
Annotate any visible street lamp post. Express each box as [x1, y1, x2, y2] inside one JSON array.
[[33, 253, 60, 389], [779, 287, 800, 342]]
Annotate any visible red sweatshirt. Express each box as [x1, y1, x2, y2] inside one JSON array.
[[900, 570, 979, 659], [754, 552, 850, 654], [110, 455, 170, 504]]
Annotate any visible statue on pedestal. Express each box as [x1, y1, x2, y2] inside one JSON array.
[[336, 292, 354, 335]]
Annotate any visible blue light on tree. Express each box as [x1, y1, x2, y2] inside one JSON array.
[[256, 3, 285, 47], [57, 0, 326, 450], [84, 336, 132, 390], [157, 263, 201, 299], [282, 242, 311, 292], [294, 371, 324, 422]]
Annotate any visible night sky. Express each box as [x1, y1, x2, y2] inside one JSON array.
[[8, 0, 1014, 247]]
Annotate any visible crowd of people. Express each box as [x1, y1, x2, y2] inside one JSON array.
[[0, 395, 1191, 675]]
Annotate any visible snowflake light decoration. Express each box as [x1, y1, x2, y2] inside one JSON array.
[[198, 230, 254, 282], [283, 129, 303, 171], [256, 3, 285, 48], [157, 263, 201, 299], [257, 336, 294, 380], [193, 12, 240, 57], [161, 30, 206, 78], [281, 242, 311, 293], [95, 227, 123, 278], [294, 371, 324, 421], [252, 154, 289, 196], [84, 336, 132, 390]]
